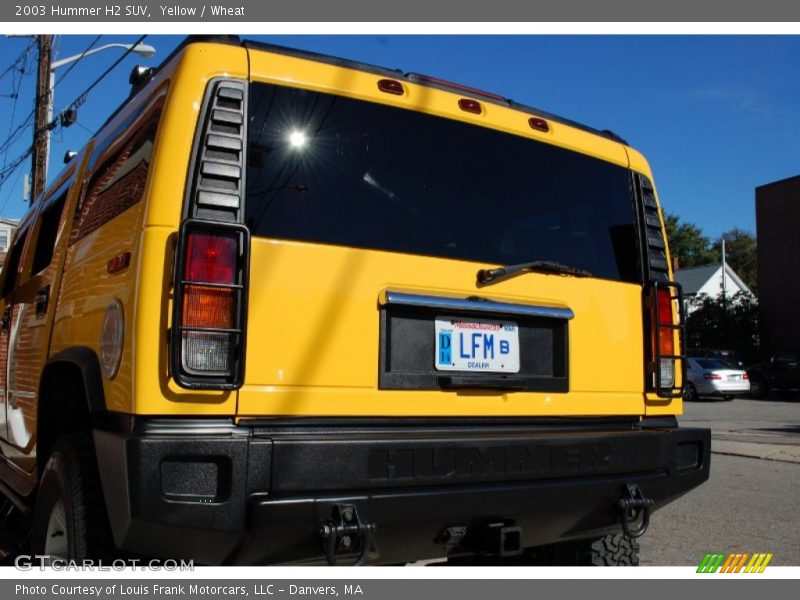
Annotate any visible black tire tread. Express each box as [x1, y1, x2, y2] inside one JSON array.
[[589, 533, 640, 566], [32, 431, 115, 559]]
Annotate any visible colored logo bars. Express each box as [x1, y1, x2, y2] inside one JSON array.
[[697, 552, 773, 573]]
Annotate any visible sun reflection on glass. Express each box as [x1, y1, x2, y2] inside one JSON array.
[[288, 130, 307, 149]]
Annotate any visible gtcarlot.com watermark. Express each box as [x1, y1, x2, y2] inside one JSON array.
[[14, 555, 194, 571]]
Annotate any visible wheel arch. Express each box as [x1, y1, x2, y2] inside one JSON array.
[[37, 347, 107, 475]]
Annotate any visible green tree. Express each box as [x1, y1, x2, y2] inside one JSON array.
[[685, 292, 760, 363], [663, 213, 715, 268], [711, 228, 758, 294]]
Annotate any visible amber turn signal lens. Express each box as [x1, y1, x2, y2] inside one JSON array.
[[182, 285, 234, 328]]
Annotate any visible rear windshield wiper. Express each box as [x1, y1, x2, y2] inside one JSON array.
[[477, 260, 593, 287]]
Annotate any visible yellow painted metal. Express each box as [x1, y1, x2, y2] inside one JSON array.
[[52, 201, 144, 414], [124, 43, 249, 414], [50, 43, 249, 416], [132, 226, 236, 415], [46, 41, 682, 418], [237, 240, 646, 417], [144, 43, 249, 229]]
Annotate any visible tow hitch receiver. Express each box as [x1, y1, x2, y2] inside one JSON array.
[[477, 520, 524, 557], [320, 504, 376, 566], [436, 519, 523, 557], [617, 483, 654, 539]]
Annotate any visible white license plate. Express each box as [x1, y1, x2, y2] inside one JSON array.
[[728, 374, 741, 380], [434, 316, 520, 373]]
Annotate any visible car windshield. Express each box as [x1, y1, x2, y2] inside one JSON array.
[[696, 359, 733, 371], [245, 82, 641, 283]]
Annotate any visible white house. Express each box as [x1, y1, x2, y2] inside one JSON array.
[[0, 217, 21, 271], [0, 217, 20, 254], [673, 262, 753, 314]]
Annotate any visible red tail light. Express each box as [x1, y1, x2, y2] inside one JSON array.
[[703, 373, 722, 380], [184, 232, 236, 284], [743, 373, 749, 380], [172, 222, 249, 389], [647, 282, 684, 397], [657, 288, 674, 356], [183, 233, 237, 330]]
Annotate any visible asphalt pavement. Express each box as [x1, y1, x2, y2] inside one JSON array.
[[641, 395, 800, 566]]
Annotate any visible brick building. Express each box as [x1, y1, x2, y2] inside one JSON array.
[[755, 175, 800, 356]]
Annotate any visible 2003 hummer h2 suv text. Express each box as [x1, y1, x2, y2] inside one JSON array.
[[0, 36, 709, 565]]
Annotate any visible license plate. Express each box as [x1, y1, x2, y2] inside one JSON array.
[[434, 316, 520, 373], [728, 374, 741, 381]]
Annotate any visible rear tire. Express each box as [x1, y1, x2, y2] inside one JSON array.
[[31, 432, 115, 561], [683, 382, 698, 402], [585, 534, 640, 566], [548, 533, 640, 565], [749, 375, 769, 399]]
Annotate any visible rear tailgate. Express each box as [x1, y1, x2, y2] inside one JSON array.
[[236, 49, 655, 419], [236, 241, 646, 417]]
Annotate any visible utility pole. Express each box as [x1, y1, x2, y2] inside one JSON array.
[[721, 237, 728, 347], [721, 238, 727, 299], [30, 34, 53, 204]]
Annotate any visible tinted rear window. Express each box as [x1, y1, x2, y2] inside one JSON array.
[[246, 82, 639, 282]]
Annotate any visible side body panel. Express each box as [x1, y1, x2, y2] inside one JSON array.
[[133, 44, 249, 415]]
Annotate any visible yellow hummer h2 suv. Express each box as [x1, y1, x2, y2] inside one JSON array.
[[0, 36, 709, 565]]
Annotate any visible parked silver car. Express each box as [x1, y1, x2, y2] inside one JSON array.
[[684, 357, 750, 401]]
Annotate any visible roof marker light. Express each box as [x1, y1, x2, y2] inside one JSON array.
[[529, 117, 550, 132], [458, 99, 482, 115], [378, 79, 404, 95]]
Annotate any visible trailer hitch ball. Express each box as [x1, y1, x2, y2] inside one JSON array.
[[617, 483, 654, 539]]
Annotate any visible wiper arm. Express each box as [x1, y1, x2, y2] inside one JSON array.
[[476, 260, 592, 287]]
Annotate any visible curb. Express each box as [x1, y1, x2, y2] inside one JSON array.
[[711, 440, 800, 464]]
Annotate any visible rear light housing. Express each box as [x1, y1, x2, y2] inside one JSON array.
[[703, 373, 722, 381], [646, 280, 685, 397], [528, 117, 550, 132], [377, 78, 404, 95], [458, 98, 482, 114], [171, 220, 249, 389]]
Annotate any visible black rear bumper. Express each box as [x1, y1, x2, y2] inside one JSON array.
[[93, 416, 710, 565]]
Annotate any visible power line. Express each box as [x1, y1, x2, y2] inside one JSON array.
[[51, 35, 102, 91], [0, 146, 33, 185], [0, 156, 27, 216], [57, 34, 148, 115], [0, 36, 102, 159], [1, 46, 31, 175], [0, 39, 35, 84], [0, 110, 34, 156], [0, 35, 150, 200], [74, 121, 95, 135]]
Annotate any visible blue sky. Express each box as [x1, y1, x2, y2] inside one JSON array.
[[1, 34, 798, 238]]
